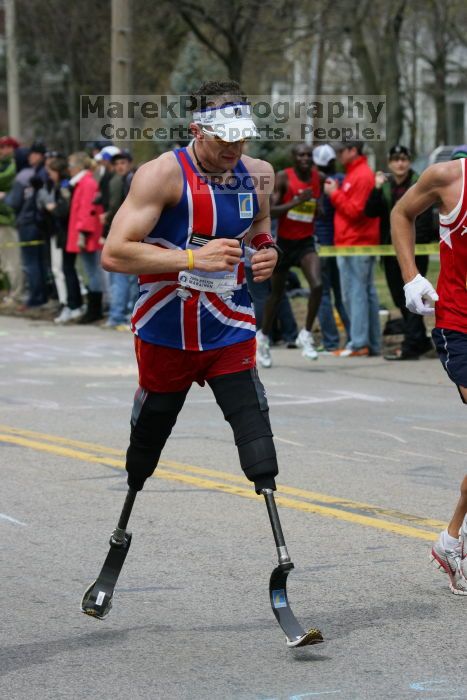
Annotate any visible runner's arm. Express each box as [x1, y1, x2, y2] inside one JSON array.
[[103, 154, 242, 275], [391, 165, 442, 283], [245, 161, 278, 282], [102, 155, 187, 274]]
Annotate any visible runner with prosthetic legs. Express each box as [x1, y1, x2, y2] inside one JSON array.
[[80, 81, 323, 645], [391, 147, 467, 595]]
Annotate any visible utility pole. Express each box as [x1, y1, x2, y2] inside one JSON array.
[[4, 0, 21, 138], [111, 0, 132, 147]]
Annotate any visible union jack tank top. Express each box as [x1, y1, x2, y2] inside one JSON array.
[[437, 158, 467, 333], [130, 148, 259, 350]]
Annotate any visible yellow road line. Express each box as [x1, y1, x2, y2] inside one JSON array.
[[0, 424, 446, 531], [0, 431, 440, 541], [0, 424, 125, 456], [160, 459, 446, 530]]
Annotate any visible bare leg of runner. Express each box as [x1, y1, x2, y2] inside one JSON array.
[[447, 474, 467, 538], [446, 389, 467, 537], [256, 269, 290, 369], [300, 251, 323, 332], [293, 251, 323, 361]]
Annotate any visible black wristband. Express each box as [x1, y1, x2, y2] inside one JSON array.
[[263, 243, 282, 258]]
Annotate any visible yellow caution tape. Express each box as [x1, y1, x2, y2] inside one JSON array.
[[0, 240, 440, 257], [319, 243, 440, 257], [0, 239, 44, 249]]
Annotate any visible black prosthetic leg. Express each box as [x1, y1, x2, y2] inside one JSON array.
[[263, 488, 324, 647], [209, 370, 323, 646], [81, 488, 136, 619]]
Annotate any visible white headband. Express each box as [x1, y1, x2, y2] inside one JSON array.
[[192, 102, 258, 142], [192, 102, 252, 125]]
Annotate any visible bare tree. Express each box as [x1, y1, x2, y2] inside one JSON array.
[[15, 0, 110, 148], [171, 0, 263, 82], [414, 0, 467, 145], [336, 0, 407, 164]]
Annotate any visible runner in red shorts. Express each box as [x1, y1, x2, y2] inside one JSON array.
[[102, 79, 281, 495], [82, 80, 325, 646], [392, 145, 467, 595]]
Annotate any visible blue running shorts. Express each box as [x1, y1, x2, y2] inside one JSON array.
[[432, 327, 467, 404]]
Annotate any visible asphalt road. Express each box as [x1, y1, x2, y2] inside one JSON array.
[[1, 316, 466, 700]]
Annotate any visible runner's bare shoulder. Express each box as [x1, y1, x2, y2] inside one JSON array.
[[242, 155, 274, 190], [417, 160, 461, 193], [128, 151, 183, 207]]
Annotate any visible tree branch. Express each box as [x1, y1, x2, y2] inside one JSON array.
[[176, 1, 232, 41], [178, 9, 229, 65]]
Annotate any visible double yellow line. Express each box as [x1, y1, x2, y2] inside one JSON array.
[[0, 424, 443, 542]]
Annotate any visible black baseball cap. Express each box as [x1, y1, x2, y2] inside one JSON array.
[[30, 142, 47, 155], [388, 145, 411, 159]]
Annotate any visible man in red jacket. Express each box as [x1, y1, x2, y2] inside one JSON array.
[[324, 142, 380, 357]]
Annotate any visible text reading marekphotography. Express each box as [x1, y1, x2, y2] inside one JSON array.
[[80, 94, 386, 143]]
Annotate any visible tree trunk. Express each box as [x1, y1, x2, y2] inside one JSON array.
[[434, 59, 447, 144], [382, 4, 405, 156]]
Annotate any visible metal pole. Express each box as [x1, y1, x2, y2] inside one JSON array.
[[5, 0, 21, 138]]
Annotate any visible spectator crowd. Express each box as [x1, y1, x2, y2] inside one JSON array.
[[0, 138, 136, 329], [0, 135, 446, 359]]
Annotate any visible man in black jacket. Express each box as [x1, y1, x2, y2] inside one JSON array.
[[365, 145, 435, 360]]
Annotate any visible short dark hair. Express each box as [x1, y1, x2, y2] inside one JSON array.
[[292, 143, 312, 156], [337, 141, 364, 155], [191, 80, 247, 111], [47, 156, 69, 180], [111, 151, 132, 164]]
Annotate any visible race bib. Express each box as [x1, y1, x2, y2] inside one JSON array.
[[287, 199, 316, 223], [178, 269, 237, 293]]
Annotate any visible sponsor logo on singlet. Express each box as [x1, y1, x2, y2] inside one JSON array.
[[238, 193, 253, 218]]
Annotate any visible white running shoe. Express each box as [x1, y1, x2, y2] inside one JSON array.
[[54, 306, 83, 324], [69, 307, 84, 321], [430, 533, 467, 595], [296, 328, 318, 361], [54, 306, 72, 324], [256, 330, 272, 369]]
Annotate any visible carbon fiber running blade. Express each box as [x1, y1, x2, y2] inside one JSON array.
[[81, 532, 132, 619], [270, 563, 323, 646]]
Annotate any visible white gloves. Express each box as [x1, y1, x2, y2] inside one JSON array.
[[403, 274, 439, 315]]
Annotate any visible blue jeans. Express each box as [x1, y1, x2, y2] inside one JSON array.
[[318, 257, 351, 350], [245, 266, 297, 342], [80, 251, 104, 293], [108, 272, 138, 325], [337, 255, 381, 354], [18, 224, 47, 306]]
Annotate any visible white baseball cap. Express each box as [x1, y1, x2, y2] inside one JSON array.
[[193, 102, 259, 143], [95, 145, 121, 162], [313, 144, 336, 167]]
